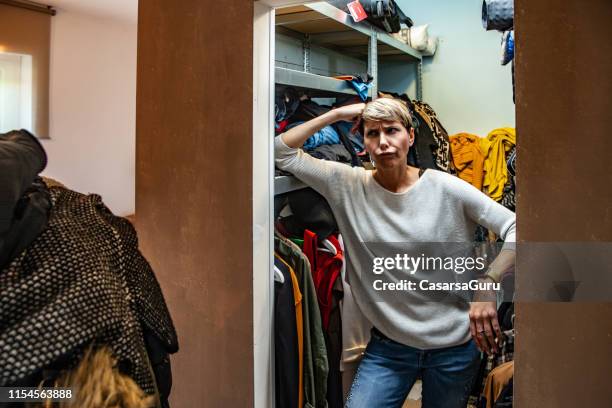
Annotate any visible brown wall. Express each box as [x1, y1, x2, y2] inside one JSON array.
[[515, 0, 612, 406], [135, 1, 254, 406], [0, 4, 50, 138]]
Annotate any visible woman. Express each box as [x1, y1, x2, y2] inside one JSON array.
[[275, 98, 516, 408]]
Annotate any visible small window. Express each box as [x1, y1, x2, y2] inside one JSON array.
[[0, 52, 33, 134], [0, 3, 53, 138]]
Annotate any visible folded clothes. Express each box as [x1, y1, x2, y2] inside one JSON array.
[[287, 122, 341, 150], [290, 100, 332, 123], [306, 144, 353, 163], [275, 87, 300, 122], [275, 119, 289, 134]]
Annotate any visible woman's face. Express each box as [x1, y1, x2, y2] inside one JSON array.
[[363, 120, 414, 169]]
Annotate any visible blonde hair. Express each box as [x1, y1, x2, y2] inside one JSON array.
[[359, 97, 412, 133], [35, 347, 155, 408]]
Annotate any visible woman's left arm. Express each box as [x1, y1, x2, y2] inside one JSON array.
[[459, 179, 516, 355]]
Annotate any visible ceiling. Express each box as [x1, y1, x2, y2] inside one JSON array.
[[45, 0, 138, 24]]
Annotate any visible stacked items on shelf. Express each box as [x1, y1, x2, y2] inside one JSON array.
[[274, 90, 456, 197], [328, 0, 413, 34], [273, 1, 428, 196], [275, 1, 423, 105], [275, 88, 367, 176], [392, 24, 439, 57], [275, 90, 454, 176]]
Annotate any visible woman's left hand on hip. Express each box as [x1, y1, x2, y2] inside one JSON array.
[[469, 297, 502, 355]]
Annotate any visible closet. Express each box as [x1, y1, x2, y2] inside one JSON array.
[[269, 2, 515, 408]]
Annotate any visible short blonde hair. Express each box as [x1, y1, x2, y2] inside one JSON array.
[[359, 97, 412, 134]]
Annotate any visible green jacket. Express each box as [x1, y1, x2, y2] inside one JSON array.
[[275, 234, 328, 408]]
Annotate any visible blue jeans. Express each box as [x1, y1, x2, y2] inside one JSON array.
[[346, 329, 481, 408]]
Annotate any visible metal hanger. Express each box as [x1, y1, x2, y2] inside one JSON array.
[[274, 265, 285, 283], [318, 238, 338, 255]]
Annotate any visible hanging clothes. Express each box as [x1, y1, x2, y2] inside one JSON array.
[[483, 128, 516, 202], [285, 256, 305, 408], [302, 231, 344, 331], [301, 231, 344, 408], [274, 255, 301, 408], [493, 378, 513, 407], [325, 274, 344, 408], [480, 361, 514, 408], [409, 109, 438, 169], [283, 188, 338, 240], [449, 133, 491, 190], [470, 320, 515, 405], [500, 146, 516, 211], [275, 233, 329, 408]]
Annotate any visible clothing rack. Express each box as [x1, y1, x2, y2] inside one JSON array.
[[274, 1, 423, 195]]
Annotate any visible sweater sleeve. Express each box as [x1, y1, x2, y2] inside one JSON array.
[[454, 176, 516, 248], [275, 135, 353, 199]]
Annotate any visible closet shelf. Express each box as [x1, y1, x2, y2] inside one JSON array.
[[275, 67, 366, 97], [276, 2, 422, 62], [275, 175, 307, 195]]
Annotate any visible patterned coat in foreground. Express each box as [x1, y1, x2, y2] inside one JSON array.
[[0, 185, 178, 396]]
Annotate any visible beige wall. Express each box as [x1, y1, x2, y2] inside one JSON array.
[[41, 10, 137, 215]]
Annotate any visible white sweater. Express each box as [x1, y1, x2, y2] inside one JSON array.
[[275, 136, 516, 349]]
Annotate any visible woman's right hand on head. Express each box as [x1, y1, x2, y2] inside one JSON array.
[[333, 103, 366, 122], [280, 103, 365, 148]]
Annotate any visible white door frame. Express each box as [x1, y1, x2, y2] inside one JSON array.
[[252, 2, 317, 407]]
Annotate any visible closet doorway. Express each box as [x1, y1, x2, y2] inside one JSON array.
[[254, 1, 517, 408]]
